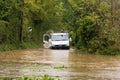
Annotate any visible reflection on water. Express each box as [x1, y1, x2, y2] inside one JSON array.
[[0, 48, 120, 80]]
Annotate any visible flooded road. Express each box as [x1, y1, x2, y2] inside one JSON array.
[[0, 48, 120, 80]]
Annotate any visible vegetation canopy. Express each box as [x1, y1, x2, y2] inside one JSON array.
[[0, 0, 120, 55]]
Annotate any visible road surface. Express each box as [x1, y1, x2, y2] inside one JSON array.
[[0, 48, 120, 80]]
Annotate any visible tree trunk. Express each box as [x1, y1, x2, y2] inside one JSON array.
[[98, 0, 101, 4], [111, 0, 115, 27], [19, 0, 24, 42]]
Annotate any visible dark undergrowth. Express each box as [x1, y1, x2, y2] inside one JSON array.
[[0, 41, 42, 53]]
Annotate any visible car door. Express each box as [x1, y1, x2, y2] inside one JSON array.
[[43, 34, 50, 48]]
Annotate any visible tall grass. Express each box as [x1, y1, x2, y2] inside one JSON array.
[[0, 41, 42, 53]]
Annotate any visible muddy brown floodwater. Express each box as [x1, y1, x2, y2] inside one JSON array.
[[0, 48, 120, 80]]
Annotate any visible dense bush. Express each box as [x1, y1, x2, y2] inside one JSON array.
[[64, 0, 120, 55]]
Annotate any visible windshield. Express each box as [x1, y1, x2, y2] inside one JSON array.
[[51, 35, 69, 41]]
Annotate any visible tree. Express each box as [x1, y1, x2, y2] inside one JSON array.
[[62, 0, 120, 54]]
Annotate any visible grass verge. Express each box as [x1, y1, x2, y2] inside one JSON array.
[[0, 41, 42, 53], [0, 74, 60, 80]]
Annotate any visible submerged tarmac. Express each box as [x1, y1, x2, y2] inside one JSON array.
[[0, 48, 120, 80]]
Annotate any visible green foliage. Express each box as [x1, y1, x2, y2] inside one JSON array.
[[0, 0, 64, 52], [64, 0, 120, 55], [0, 0, 120, 55], [0, 42, 42, 53], [0, 75, 60, 80]]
